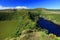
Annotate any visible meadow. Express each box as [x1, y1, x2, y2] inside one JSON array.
[[0, 20, 18, 40], [41, 14, 60, 24]]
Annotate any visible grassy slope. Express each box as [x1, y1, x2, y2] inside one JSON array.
[[40, 14, 60, 24], [18, 9, 60, 40], [0, 9, 36, 40], [0, 20, 18, 40], [0, 10, 18, 40], [29, 8, 60, 24], [0, 9, 60, 40], [38, 8, 60, 24]]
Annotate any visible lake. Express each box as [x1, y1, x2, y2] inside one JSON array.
[[37, 17, 60, 36]]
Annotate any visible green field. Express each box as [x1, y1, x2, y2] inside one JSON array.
[[0, 20, 18, 40], [40, 14, 60, 24]]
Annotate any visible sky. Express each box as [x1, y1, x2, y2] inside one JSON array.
[[0, 0, 60, 9]]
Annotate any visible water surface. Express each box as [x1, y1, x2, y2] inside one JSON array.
[[37, 17, 60, 36]]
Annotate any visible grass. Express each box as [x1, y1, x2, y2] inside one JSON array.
[[40, 14, 60, 24], [0, 20, 18, 40], [7, 29, 57, 40]]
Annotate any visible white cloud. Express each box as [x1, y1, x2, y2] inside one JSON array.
[[15, 6, 27, 9], [0, 5, 28, 10]]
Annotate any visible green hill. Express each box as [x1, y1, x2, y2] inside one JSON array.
[[0, 8, 60, 40]]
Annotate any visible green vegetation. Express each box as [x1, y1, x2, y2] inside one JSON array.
[[5, 29, 60, 40], [0, 20, 18, 40], [0, 8, 60, 40], [40, 14, 60, 24]]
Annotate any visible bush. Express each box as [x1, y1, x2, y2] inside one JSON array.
[[0, 12, 15, 20]]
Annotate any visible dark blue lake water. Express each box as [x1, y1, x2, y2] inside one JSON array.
[[37, 17, 60, 36]]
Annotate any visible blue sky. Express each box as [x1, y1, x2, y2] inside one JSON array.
[[0, 0, 60, 9]]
